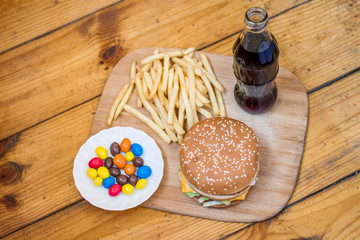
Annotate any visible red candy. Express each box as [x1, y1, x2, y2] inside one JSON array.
[[109, 184, 122, 196], [88, 157, 103, 169]]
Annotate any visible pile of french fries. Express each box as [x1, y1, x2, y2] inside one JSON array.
[[107, 47, 226, 144]]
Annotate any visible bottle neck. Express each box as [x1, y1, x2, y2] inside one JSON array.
[[244, 7, 268, 33]]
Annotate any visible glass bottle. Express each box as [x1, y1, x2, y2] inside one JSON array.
[[233, 7, 279, 114]]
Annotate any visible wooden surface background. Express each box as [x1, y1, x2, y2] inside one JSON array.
[[0, 0, 359, 239]]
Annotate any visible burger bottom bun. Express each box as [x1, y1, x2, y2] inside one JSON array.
[[187, 179, 252, 201]]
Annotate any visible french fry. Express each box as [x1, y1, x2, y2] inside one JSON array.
[[195, 98, 203, 107], [171, 57, 187, 69], [140, 53, 165, 65], [166, 50, 183, 58], [167, 68, 174, 97], [187, 63, 196, 121], [131, 60, 136, 78], [200, 74, 220, 116], [124, 104, 171, 144], [142, 75, 149, 98], [185, 76, 190, 96], [106, 83, 130, 126], [148, 60, 162, 100], [178, 94, 185, 128], [183, 47, 195, 55], [177, 66, 194, 128], [196, 89, 210, 104], [161, 54, 170, 92], [141, 63, 151, 73], [172, 113, 185, 135], [114, 83, 135, 119], [215, 88, 226, 117], [150, 65, 156, 81], [177, 134, 183, 144], [197, 107, 213, 118], [184, 55, 224, 92], [153, 97, 176, 133], [167, 70, 179, 124], [135, 75, 164, 129], [195, 77, 207, 94], [135, 89, 143, 108], [143, 72, 153, 91]]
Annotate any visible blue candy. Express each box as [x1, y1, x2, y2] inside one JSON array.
[[137, 165, 152, 179], [102, 177, 115, 189], [131, 143, 143, 156]]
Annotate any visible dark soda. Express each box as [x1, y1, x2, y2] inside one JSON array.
[[233, 7, 279, 114]]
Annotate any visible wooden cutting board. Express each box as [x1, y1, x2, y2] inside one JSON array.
[[91, 47, 308, 222]]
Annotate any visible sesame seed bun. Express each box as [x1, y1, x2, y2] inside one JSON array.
[[179, 117, 260, 201]]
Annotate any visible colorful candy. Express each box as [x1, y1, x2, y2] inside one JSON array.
[[87, 138, 151, 196], [136, 179, 147, 190], [104, 157, 113, 169], [109, 184, 121, 196], [88, 157, 103, 168], [124, 164, 136, 175], [97, 166, 110, 179], [95, 146, 108, 159], [125, 152, 135, 162], [102, 177, 115, 189], [132, 157, 144, 167], [93, 177, 103, 186], [110, 142, 121, 156], [137, 165, 152, 179], [122, 184, 134, 195], [116, 175, 128, 185], [120, 138, 131, 152], [109, 167, 120, 177], [128, 174, 138, 186], [87, 168, 97, 179], [113, 154, 126, 169], [131, 143, 143, 156]]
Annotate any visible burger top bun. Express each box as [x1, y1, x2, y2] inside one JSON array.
[[180, 117, 260, 200]]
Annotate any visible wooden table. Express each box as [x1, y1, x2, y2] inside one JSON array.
[[0, 0, 359, 239]]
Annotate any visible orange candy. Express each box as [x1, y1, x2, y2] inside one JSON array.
[[124, 164, 136, 175], [113, 154, 126, 169], [120, 138, 131, 152]]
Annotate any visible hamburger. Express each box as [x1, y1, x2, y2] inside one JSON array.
[[179, 117, 260, 207]]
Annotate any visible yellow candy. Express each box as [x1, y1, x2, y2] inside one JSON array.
[[93, 177, 103, 186], [97, 166, 110, 179], [95, 146, 108, 160], [122, 184, 134, 195], [125, 152, 135, 162], [87, 168, 97, 179], [136, 179, 147, 190]]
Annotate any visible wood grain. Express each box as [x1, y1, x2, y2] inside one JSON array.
[[1, 71, 358, 238], [225, 174, 360, 240], [0, 0, 307, 141], [0, 98, 99, 236], [90, 47, 308, 222], [0, 0, 121, 53]]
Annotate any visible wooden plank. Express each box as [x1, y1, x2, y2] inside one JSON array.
[[0, 0, 306, 141], [1, 69, 358, 238], [205, 0, 360, 91], [0, 98, 98, 236], [0, 0, 121, 53], [225, 174, 360, 240], [90, 47, 308, 222]]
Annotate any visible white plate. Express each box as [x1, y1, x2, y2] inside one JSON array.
[[73, 127, 164, 210]]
